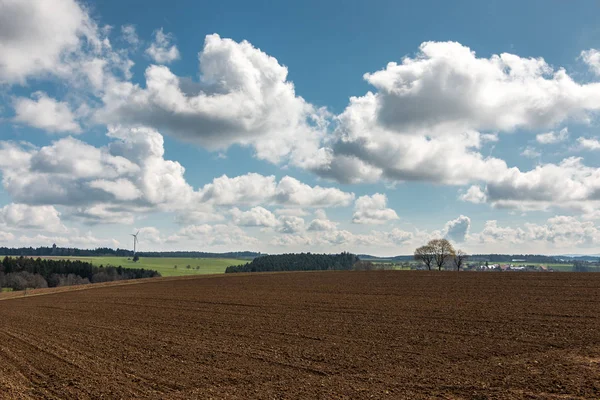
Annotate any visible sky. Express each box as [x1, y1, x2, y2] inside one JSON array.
[[1, 0, 600, 256]]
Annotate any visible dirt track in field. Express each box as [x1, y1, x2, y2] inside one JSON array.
[[1, 271, 600, 399]]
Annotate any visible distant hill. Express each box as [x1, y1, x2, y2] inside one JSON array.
[[359, 253, 583, 264], [0, 246, 262, 259]]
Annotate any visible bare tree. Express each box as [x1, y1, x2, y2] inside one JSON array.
[[414, 245, 435, 270], [429, 239, 456, 271], [453, 249, 468, 271]]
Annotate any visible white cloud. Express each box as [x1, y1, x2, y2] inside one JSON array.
[[97, 34, 326, 167], [70, 204, 136, 225], [174, 207, 225, 225], [444, 215, 471, 242], [352, 193, 398, 224], [0, 231, 15, 242], [0, 203, 65, 232], [88, 179, 142, 201], [476, 220, 526, 245], [473, 216, 600, 250], [483, 157, 600, 212], [121, 25, 139, 46], [230, 207, 279, 227], [167, 224, 259, 248], [0, 126, 195, 224], [581, 49, 600, 76], [362, 43, 599, 132], [307, 218, 338, 231], [198, 173, 354, 208], [307, 210, 338, 231], [576, 137, 600, 151], [311, 41, 600, 186], [13, 92, 81, 133], [145, 28, 180, 64], [0, 0, 100, 84], [459, 185, 487, 204], [271, 226, 414, 250], [520, 146, 541, 159], [536, 128, 569, 144], [278, 216, 305, 234], [16, 230, 114, 249], [274, 208, 309, 217], [135, 226, 162, 245]]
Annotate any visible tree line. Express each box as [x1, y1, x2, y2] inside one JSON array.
[[226, 252, 359, 273], [573, 261, 600, 272], [0, 245, 262, 259], [414, 239, 468, 271], [361, 253, 572, 264], [0, 256, 160, 291]]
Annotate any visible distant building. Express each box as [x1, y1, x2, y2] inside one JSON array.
[[512, 259, 526, 262]]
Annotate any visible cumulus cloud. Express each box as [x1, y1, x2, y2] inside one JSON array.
[[576, 137, 600, 151], [274, 208, 309, 217], [16, 230, 115, 248], [311, 42, 600, 188], [0, 126, 195, 224], [135, 226, 162, 245], [352, 194, 398, 224], [444, 215, 471, 242], [0, 0, 100, 84], [145, 28, 179, 64], [474, 216, 600, 249], [198, 173, 354, 208], [278, 216, 305, 234], [272, 226, 413, 250], [70, 204, 137, 225], [167, 224, 259, 248], [121, 25, 139, 46], [174, 207, 225, 225], [0, 231, 15, 242], [97, 34, 326, 167], [230, 206, 279, 227], [459, 185, 487, 204], [307, 210, 338, 231], [581, 49, 600, 76], [363, 44, 599, 132], [536, 128, 569, 144], [0, 203, 65, 232], [13, 92, 81, 133], [520, 146, 541, 159], [482, 157, 600, 212]]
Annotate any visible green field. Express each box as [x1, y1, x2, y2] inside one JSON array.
[[10, 256, 246, 277]]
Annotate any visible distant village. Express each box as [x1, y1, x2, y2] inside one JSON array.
[[465, 260, 552, 272]]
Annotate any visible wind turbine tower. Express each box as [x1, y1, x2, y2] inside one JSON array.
[[131, 230, 140, 256]]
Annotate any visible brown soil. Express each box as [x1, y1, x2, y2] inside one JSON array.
[[1, 271, 600, 399]]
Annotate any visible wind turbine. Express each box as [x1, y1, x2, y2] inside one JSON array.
[[131, 230, 140, 257]]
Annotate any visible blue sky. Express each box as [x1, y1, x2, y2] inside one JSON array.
[[1, 0, 600, 255]]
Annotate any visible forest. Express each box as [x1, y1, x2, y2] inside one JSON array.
[[0, 257, 160, 291], [225, 252, 360, 273]]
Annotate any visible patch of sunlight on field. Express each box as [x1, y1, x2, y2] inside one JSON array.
[[92, 257, 246, 277], [11, 256, 247, 277]]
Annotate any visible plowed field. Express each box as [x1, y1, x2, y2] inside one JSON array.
[[1, 271, 600, 399]]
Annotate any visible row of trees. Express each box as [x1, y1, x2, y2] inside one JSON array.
[[0, 257, 160, 291], [573, 261, 600, 272], [414, 239, 468, 271], [0, 245, 261, 259], [226, 252, 359, 273]]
